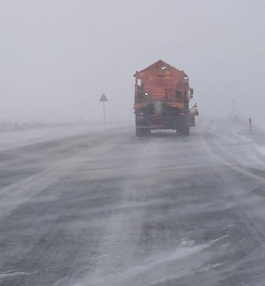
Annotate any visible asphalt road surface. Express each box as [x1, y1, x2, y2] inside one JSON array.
[[1, 120, 265, 286]]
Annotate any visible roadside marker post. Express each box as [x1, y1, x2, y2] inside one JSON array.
[[99, 94, 108, 124], [249, 118, 252, 133]]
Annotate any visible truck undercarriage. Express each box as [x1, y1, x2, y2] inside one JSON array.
[[135, 102, 190, 137]]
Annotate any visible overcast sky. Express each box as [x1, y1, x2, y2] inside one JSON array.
[[0, 0, 264, 123]]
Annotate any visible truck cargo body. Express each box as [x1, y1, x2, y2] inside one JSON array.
[[134, 60, 196, 136]]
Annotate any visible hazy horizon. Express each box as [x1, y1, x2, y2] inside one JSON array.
[[0, 0, 264, 125]]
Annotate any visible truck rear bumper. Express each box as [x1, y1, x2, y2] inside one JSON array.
[[150, 124, 165, 130]]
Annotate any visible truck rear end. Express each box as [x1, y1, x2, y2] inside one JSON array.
[[134, 60, 197, 136]]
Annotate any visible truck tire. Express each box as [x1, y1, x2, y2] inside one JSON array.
[[136, 125, 150, 137], [177, 117, 190, 136], [183, 125, 190, 135], [136, 126, 144, 137], [136, 126, 143, 137], [177, 127, 189, 136]]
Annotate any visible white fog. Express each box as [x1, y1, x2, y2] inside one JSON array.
[[1, 1, 265, 286], [0, 0, 264, 126]]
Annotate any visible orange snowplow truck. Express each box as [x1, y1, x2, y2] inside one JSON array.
[[134, 60, 197, 136]]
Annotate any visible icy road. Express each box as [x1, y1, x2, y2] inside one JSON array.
[[1, 120, 265, 286]]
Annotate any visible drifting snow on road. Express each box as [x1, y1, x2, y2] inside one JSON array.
[[0, 119, 265, 286], [0, 124, 120, 152]]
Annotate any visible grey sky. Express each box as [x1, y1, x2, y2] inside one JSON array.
[[0, 0, 264, 123]]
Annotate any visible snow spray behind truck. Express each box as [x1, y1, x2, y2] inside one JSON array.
[[134, 60, 198, 137]]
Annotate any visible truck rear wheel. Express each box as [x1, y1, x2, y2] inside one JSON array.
[[177, 128, 189, 135], [177, 116, 190, 136], [178, 124, 190, 135], [136, 126, 143, 137], [183, 125, 190, 135], [136, 125, 150, 137]]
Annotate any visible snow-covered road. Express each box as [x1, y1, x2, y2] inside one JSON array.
[[0, 124, 123, 152], [1, 119, 265, 286]]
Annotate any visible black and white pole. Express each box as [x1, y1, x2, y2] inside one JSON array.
[[103, 101, 105, 124], [99, 93, 108, 124]]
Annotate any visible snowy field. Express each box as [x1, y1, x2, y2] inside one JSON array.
[[207, 118, 265, 169]]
